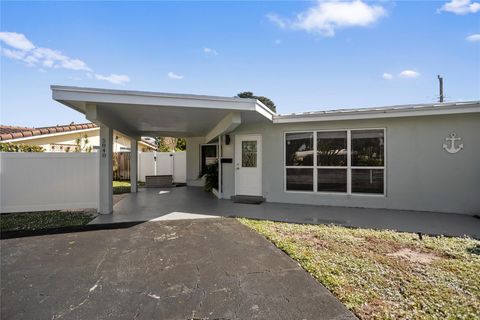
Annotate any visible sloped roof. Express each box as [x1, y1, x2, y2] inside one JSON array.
[[0, 123, 157, 149], [0, 123, 96, 141], [273, 100, 480, 123]]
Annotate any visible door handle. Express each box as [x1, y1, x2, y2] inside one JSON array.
[[236, 164, 240, 170]]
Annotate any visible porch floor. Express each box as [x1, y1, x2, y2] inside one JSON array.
[[91, 186, 480, 239]]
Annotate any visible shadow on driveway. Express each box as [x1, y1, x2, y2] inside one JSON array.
[[1, 218, 356, 320]]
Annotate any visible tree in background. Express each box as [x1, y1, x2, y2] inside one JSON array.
[[175, 138, 186, 151], [0, 143, 44, 152], [155, 137, 186, 152], [74, 134, 93, 152], [236, 91, 276, 113]]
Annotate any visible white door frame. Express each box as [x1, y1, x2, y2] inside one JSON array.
[[234, 134, 262, 196]]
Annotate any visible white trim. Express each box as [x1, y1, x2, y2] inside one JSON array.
[[1, 127, 98, 143], [52, 85, 260, 103], [274, 101, 480, 123], [283, 128, 386, 196]]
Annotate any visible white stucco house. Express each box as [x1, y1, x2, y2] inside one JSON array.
[[0, 123, 157, 152], [51, 85, 480, 216]]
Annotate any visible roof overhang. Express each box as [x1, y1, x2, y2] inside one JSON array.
[[274, 101, 480, 123], [51, 85, 275, 138]]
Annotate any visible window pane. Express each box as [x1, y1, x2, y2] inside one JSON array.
[[285, 132, 314, 166], [317, 169, 347, 192], [317, 131, 347, 166], [242, 141, 257, 167], [351, 130, 384, 166], [286, 168, 313, 191], [352, 169, 384, 194]]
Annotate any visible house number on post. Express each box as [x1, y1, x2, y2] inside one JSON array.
[[101, 138, 107, 158], [443, 133, 463, 154]]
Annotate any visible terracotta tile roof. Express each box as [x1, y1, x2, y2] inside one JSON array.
[[0, 122, 157, 150], [0, 123, 97, 141]]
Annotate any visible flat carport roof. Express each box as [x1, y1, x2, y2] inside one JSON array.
[[51, 85, 275, 139]]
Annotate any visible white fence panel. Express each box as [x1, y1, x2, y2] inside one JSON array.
[[155, 153, 173, 176], [173, 152, 187, 183], [138, 151, 186, 183], [138, 152, 155, 182], [0, 152, 99, 213]]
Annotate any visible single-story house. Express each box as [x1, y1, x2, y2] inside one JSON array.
[[51, 85, 480, 216], [0, 123, 157, 152]]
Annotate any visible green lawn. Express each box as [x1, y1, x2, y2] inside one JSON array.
[[113, 180, 131, 194], [239, 218, 480, 320], [112, 180, 145, 194], [0, 211, 95, 231]]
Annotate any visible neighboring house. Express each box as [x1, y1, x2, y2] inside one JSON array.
[[0, 123, 157, 152], [51, 86, 480, 216]]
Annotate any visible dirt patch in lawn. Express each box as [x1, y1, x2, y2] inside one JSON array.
[[387, 248, 438, 265]]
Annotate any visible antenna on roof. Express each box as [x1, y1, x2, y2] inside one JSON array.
[[437, 75, 444, 103]]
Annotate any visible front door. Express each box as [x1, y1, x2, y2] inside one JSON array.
[[235, 134, 262, 196]]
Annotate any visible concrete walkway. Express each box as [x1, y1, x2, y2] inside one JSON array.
[[92, 187, 480, 239], [1, 219, 356, 320]]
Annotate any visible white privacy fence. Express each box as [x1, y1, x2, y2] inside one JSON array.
[[0, 151, 187, 213], [138, 151, 186, 183], [0, 152, 99, 213]]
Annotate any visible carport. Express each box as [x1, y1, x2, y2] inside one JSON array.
[[52, 85, 274, 214]]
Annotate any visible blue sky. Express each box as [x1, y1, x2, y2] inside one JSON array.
[[1, 0, 479, 127]]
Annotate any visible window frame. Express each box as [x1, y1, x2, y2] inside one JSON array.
[[284, 128, 386, 196]]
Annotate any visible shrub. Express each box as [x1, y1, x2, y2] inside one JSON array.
[[201, 163, 218, 192], [0, 143, 44, 152]]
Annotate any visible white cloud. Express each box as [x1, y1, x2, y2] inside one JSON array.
[[168, 72, 184, 80], [203, 47, 218, 56], [0, 31, 130, 85], [267, 13, 287, 29], [0, 32, 35, 50], [94, 73, 130, 85], [267, 0, 387, 36], [439, 0, 480, 14], [31, 47, 92, 71], [399, 70, 420, 78], [1, 48, 26, 60], [382, 72, 394, 80], [466, 33, 480, 42], [274, 39, 282, 45]]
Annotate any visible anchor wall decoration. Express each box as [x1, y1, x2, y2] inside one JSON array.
[[443, 132, 463, 154]]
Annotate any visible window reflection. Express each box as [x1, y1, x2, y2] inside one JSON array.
[[352, 169, 384, 194], [286, 168, 313, 191], [351, 130, 384, 166], [285, 132, 314, 166], [317, 131, 347, 166], [318, 169, 347, 192]]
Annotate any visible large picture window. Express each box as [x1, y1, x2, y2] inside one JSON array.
[[285, 129, 385, 195]]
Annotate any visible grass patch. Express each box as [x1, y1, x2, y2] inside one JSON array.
[[113, 180, 131, 194], [0, 211, 95, 231], [238, 218, 480, 319], [112, 180, 145, 194]]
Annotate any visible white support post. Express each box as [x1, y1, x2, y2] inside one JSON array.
[[130, 137, 138, 193], [99, 124, 113, 214]]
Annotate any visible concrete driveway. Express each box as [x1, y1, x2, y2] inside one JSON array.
[[1, 219, 356, 320]]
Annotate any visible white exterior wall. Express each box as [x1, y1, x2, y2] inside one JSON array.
[[0, 153, 99, 213], [223, 113, 480, 215], [186, 137, 206, 187]]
